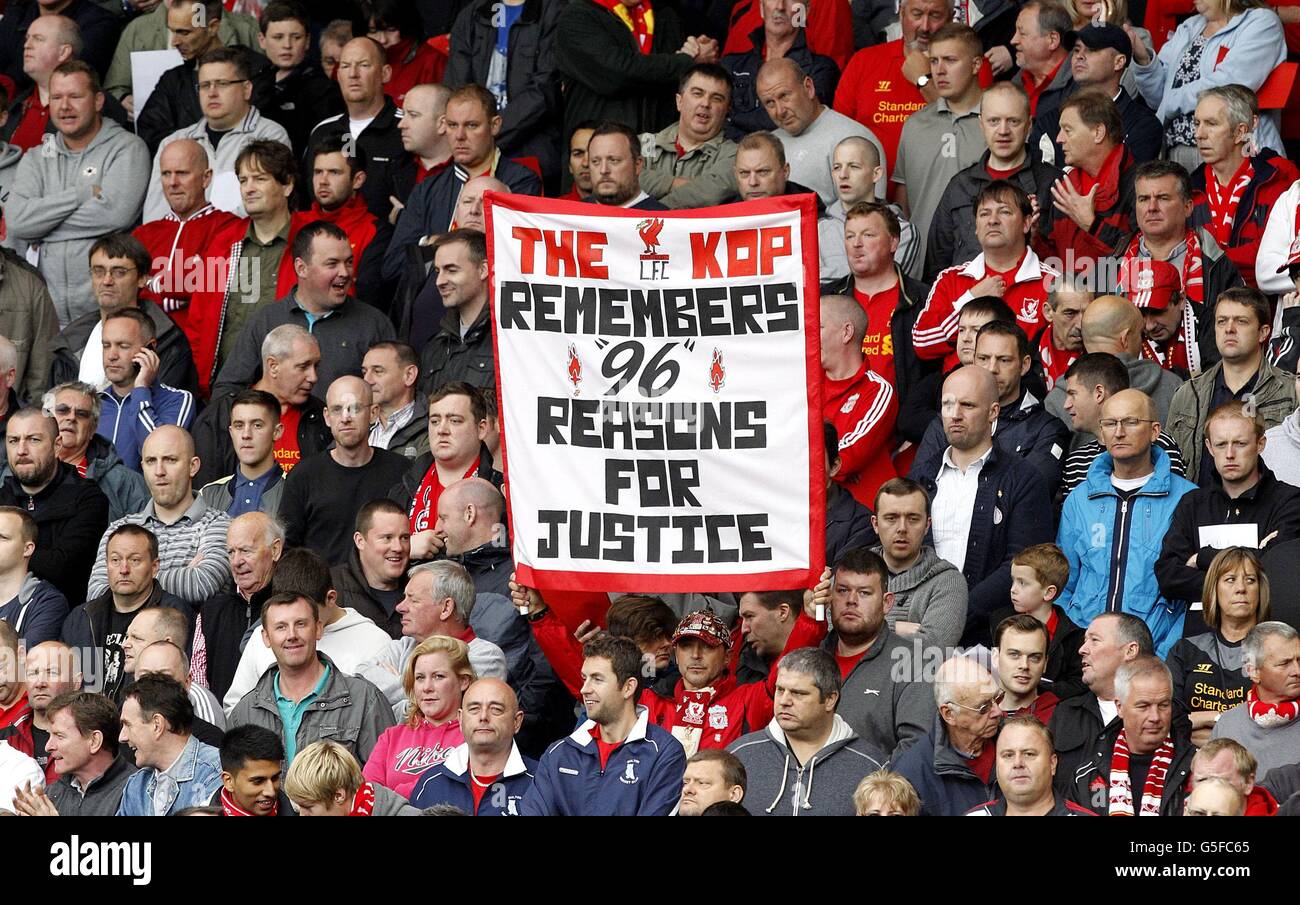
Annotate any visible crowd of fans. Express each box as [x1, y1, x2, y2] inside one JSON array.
[[0, 0, 1298, 818]]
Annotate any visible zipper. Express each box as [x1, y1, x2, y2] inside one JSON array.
[[1108, 498, 1129, 612]]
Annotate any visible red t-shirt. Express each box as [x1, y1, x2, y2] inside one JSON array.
[[590, 727, 621, 770], [986, 163, 1020, 180], [967, 743, 997, 784], [273, 404, 303, 474], [852, 285, 899, 386], [834, 649, 868, 680], [470, 772, 501, 812], [1021, 57, 1067, 116]]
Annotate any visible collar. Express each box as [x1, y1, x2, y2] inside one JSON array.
[[159, 734, 202, 783], [378, 400, 417, 430], [244, 217, 292, 246], [620, 191, 651, 208], [958, 248, 1043, 283], [164, 202, 218, 224], [941, 444, 993, 472], [143, 494, 207, 526], [273, 661, 331, 705], [441, 740, 530, 778], [568, 705, 651, 747], [291, 289, 341, 321], [232, 464, 283, 492], [1137, 233, 1189, 262], [936, 96, 981, 119]]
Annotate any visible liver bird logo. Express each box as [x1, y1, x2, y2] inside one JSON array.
[[637, 218, 665, 254], [566, 343, 582, 395], [709, 348, 725, 393]]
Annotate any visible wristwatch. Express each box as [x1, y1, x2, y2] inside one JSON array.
[[915, 74, 931, 89]]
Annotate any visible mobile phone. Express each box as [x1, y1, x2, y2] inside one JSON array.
[[131, 339, 158, 378]]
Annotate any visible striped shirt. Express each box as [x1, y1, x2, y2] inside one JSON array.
[[1060, 433, 1186, 496], [86, 496, 231, 604]]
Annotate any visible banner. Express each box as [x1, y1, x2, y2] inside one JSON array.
[[487, 194, 824, 593]]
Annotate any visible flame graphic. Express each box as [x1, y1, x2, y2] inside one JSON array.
[[709, 348, 725, 393], [567, 344, 582, 396]]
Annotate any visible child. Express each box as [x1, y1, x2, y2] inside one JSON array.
[[988, 543, 1085, 700]]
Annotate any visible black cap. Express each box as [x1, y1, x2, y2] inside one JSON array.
[[1073, 23, 1132, 64]]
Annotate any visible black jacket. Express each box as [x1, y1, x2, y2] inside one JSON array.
[[721, 26, 840, 140], [191, 389, 331, 488], [825, 483, 876, 566], [1063, 717, 1194, 816], [306, 97, 406, 222], [1261, 537, 1300, 631], [61, 581, 193, 696], [1156, 464, 1300, 603], [924, 151, 1065, 282], [196, 584, 273, 702], [0, 0, 119, 93], [820, 265, 935, 419], [331, 548, 403, 639], [251, 61, 344, 160], [419, 304, 495, 397], [135, 48, 274, 155], [1048, 691, 1110, 790], [388, 443, 503, 513], [1033, 88, 1164, 169], [50, 300, 199, 398], [450, 539, 513, 599], [0, 462, 108, 606], [987, 602, 1086, 701], [554, 0, 692, 151], [908, 444, 1054, 646], [444, 0, 563, 187]]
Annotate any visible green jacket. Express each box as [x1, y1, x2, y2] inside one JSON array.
[[638, 123, 738, 210], [1167, 356, 1297, 477], [104, 4, 263, 99]]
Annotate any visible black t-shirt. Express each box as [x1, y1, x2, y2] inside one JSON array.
[[279, 450, 411, 566], [370, 586, 402, 616], [205, 125, 231, 149], [31, 724, 49, 773], [1128, 751, 1154, 794], [100, 606, 137, 699]]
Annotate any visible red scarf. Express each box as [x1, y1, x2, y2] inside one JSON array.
[[1204, 159, 1254, 247], [594, 0, 655, 53], [1124, 232, 1204, 375], [1037, 325, 1078, 390], [219, 786, 278, 817], [1107, 730, 1174, 816], [1246, 685, 1300, 728], [408, 460, 479, 532], [349, 783, 376, 816]]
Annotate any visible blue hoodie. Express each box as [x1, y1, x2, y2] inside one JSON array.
[[520, 706, 686, 816], [0, 574, 69, 646], [409, 741, 537, 815]]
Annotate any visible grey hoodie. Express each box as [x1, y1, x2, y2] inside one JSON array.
[[1263, 409, 1300, 488], [876, 545, 967, 653], [0, 142, 24, 252], [821, 627, 936, 762], [1045, 352, 1183, 431], [6, 117, 150, 325], [727, 714, 884, 816]]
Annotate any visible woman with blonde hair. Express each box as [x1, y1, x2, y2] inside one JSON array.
[[285, 741, 420, 815], [1166, 547, 1270, 747], [852, 771, 921, 816], [361, 635, 475, 797]]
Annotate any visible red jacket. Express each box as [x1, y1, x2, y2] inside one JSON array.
[[1043, 144, 1137, 273], [1245, 785, 1279, 816], [823, 361, 898, 508], [0, 693, 52, 783], [912, 249, 1058, 370], [292, 194, 382, 288], [134, 205, 245, 396], [1190, 151, 1300, 289], [642, 674, 773, 752], [383, 38, 445, 106]]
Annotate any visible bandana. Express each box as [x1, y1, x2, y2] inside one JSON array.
[[349, 782, 376, 816], [1203, 159, 1254, 247], [220, 786, 277, 817], [594, 0, 655, 53], [1124, 232, 1204, 375], [1246, 685, 1300, 728], [1107, 729, 1174, 817]]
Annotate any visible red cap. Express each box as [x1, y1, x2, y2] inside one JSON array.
[[1277, 234, 1300, 274], [1118, 258, 1181, 310], [671, 610, 733, 650]]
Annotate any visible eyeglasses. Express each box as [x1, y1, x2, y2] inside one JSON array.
[[1099, 417, 1156, 432], [91, 266, 136, 280], [53, 404, 94, 420], [948, 690, 1005, 716], [197, 78, 248, 93]]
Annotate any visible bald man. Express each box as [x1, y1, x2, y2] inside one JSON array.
[[1044, 295, 1184, 429], [409, 677, 537, 814], [1185, 776, 1247, 817], [85, 425, 231, 604], [908, 366, 1053, 645], [1056, 389, 1196, 658], [756, 57, 888, 204], [134, 640, 226, 739], [435, 477, 513, 598], [820, 294, 899, 507], [817, 136, 919, 280], [306, 37, 406, 222], [394, 83, 452, 205], [453, 176, 509, 233], [279, 376, 409, 565]]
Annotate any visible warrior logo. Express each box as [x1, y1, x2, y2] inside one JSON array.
[[637, 218, 665, 255], [566, 343, 582, 395], [709, 348, 725, 393]]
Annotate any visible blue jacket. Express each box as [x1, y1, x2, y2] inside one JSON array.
[[409, 741, 537, 815], [0, 573, 67, 646], [115, 734, 222, 816], [520, 706, 686, 816], [908, 443, 1054, 646], [1056, 446, 1196, 658], [892, 715, 999, 817], [97, 383, 196, 473]]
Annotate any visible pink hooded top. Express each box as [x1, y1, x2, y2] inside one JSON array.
[[363, 719, 465, 798]]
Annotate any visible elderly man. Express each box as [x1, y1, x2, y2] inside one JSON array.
[[1056, 390, 1195, 658], [1066, 656, 1194, 815], [757, 57, 885, 207], [192, 326, 332, 488], [408, 677, 537, 815], [966, 716, 1097, 815], [1191, 737, 1279, 816], [1212, 622, 1300, 781], [85, 426, 231, 606], [894, 655, 1005, 816], [48, 382, 150, 523]]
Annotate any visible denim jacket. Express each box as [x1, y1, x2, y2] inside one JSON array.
[[115, 735, 223, 816]]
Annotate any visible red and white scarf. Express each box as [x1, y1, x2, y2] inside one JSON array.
[[595, 0, 655, 53], [1108, 729, 1174, 817], [219, 786, 277, 817], [1246, 685, 1300, 728], [1038, 325, 1078, 390], [349, 782, 376, 816], [1204, 159, 1254, 248]]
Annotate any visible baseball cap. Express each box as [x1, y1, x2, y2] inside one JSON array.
[[1277, 234, 1300, 274], [671, 610, 733, 649], [1118, 257, 1181, 310], [1073, 24, 1133, 64]]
